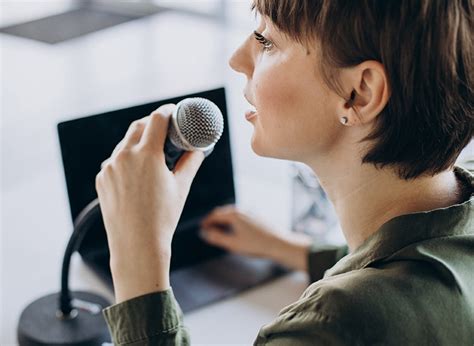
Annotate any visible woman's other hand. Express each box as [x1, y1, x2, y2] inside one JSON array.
[[200, 205, 312, 271]]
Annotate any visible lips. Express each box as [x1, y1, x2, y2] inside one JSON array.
[[245, 109, 257, 120]]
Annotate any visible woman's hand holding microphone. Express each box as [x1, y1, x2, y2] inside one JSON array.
[[96, 104, 205, 304]]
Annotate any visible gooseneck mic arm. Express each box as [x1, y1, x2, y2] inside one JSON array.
[[59, 198, 102, 317]]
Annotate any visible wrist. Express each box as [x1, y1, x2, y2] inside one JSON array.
[[263, 233, 287, 260], [109, 246, 172, 303], [267, 233, 312, 272]]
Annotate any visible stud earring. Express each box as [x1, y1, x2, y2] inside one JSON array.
[[340, 116, 349, 125]]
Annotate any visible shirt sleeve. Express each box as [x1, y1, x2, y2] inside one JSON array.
[[307, 243, 348, 283], [102, 288, 189, 346]]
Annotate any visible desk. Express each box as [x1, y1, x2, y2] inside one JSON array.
[[1, 5, 309, 345]]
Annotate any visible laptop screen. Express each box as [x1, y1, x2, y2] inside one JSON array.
[[57, 87, 235, 271]]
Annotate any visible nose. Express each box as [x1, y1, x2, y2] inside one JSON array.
[[228, 37, 254, 78]]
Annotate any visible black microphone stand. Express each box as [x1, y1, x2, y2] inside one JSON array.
[[17, 199, 112, 346]]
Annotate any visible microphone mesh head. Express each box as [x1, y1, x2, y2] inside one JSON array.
[[171, 97, 224, 150]]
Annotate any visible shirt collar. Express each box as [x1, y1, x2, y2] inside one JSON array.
[[325, 165, 474, 278]]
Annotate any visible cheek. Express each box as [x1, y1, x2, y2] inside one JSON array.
[[256, 70, 298, 120], [254, 70, 302, 146], [251, 60, 339, 159]]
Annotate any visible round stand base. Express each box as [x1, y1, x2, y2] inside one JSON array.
[[17, 291, 111, 346]]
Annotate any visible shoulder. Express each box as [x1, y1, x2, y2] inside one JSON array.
[[258, 268, 397, 345], [273, 259, 473, 344], [291, 268, 399, 343], [303, 263, 446, 325]]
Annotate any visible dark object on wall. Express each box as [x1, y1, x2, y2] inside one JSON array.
[[0, 1, 166, 44]]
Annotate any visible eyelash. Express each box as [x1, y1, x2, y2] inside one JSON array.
[[253, 31, 274, 52]]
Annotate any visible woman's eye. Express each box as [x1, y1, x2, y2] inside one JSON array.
[[253, 31, 274, 52]]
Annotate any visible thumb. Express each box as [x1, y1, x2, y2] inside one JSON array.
[[173, 150, 205, 186]]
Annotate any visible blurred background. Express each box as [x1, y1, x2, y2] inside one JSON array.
[[1, 1, 472, 345]]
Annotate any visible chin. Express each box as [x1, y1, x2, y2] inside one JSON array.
[[250, 134, 294, 161], [250, 132, 271, 158], [250, 135, 264, 156]]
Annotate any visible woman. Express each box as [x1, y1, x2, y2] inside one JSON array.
[[96, 0, 473, 344]]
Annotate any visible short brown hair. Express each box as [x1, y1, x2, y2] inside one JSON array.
[[252, 0, 474, 179]]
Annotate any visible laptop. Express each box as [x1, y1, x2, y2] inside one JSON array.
[[57, 87, 287, 312]]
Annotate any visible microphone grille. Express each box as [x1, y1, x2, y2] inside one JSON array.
[[172, 97, 224, 149]]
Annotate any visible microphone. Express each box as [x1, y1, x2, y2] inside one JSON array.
[[164, 97, 224, 171], [16, 97, 224, 345]]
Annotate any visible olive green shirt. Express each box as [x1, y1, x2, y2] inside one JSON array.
[[103, 165, 474, 345]]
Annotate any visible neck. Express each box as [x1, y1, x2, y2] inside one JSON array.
[[305, 148, 462, 252]]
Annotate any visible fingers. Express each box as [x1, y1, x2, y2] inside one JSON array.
[[100, 158, 111, 170], [200, 227, 234, 249], [139, 104, 176, 152], [200, 205, 238, 228], [173, 150, 205, 187], [99, 116, 149, 171], [111, 138, 126, 157], [112, 103, 175, 156], [121, 117, 148, 149], [101, 104, 174, 172]]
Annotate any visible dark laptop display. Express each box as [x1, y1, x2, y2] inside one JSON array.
[[57, 87, 286, 312]]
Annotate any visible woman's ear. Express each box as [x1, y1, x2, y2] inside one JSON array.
[[338, 61, 390, 126]]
